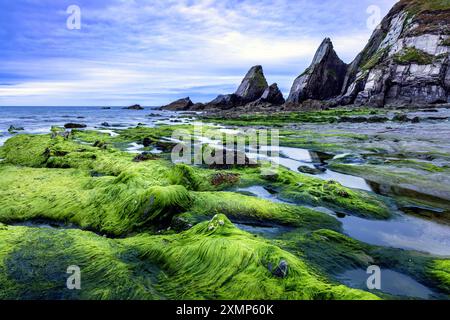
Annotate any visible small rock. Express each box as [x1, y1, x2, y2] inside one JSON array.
[[297, 165, 324, 175], [133, 152, 158, 162], [271, 260, 289, 278], [64, 123, 87, 129], [123, 104, 144, 110], [8, 125, 25, 133], [142, 137, 153, 147], [392, 114, 410, 122]]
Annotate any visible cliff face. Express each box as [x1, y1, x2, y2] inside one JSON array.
[[162, 0, 449, 111], [287, 38, 348, 104], [341, 0, 450, 107]]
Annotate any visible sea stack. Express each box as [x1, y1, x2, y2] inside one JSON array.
[[234, 65, 269, 104], [287, 38, 348, 105]]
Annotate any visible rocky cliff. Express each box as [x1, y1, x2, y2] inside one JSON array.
[[340, 0, 450, 107], [161, 0, 449, 111]]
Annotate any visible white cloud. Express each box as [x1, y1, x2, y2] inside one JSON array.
[[0, 0, 398, 105]]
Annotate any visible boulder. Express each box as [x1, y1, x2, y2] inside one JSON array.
[[260, 83, 285, 105], [287, 38, 348, 105], [160, 97, 194, 111], [269, 260, 289, 278]]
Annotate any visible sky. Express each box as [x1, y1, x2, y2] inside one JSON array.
[[0, 0, 397, 106]]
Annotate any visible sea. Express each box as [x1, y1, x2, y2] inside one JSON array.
[[0, 106, 187, 146]]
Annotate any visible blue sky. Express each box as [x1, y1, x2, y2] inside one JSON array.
[[0, 0, 397, 106]]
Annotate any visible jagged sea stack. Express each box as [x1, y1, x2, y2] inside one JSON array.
[[287, 38, 348, 104], [341, 0, 450, 107], [203, 65, 270, 109], [235, 65, 269, 104]]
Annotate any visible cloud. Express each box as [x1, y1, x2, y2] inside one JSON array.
[[0, 0, 398, 106]]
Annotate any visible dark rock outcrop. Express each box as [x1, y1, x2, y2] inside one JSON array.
[[203, 65, 270, 110], [160, 97, 194, 111], [123, 104, 144, 110], [287, 38, 348, 105], [8, 125, 25, 133], [235, 65, 269, 103], [64, 123, 87, 129], [260, 83, 285, 105], [204, 94, 243, 110]]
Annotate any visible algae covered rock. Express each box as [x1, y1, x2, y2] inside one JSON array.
[[269, 260, 289, 278], [64, 123, 87, 129]]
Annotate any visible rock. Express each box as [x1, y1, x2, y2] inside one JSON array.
[[338, 116, 369, 123], [160, 97, 194, 111], [142, 137, 152, 147], [123, 104, 144, 110], [210, 172, 240, 186], [332, 153, 365, 164], [269, 260, 289, 278], [259, 83, 285, 105], [341, 0, 450, 107], [133, 152, 158, 162], [64, 123, 87, 129], [411, 116, 421, 123], [235, 65, 268, 104], [426, 116, 449, 121], [8, 125, 25, 133], [392, 114, 410, 122], [205, 147, 259, 169], [154, 140, 178, 152], [297, 165, 324, 175], [100, 122, 110, 127], [287, 38, 348, 105], [101, 107, 111, 110], [203, 66, 272, 110], [93, 141, 107, 149], [190, 103, 205, 111], [204, 94, 243, 110], [367, 116, 389, 123]]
